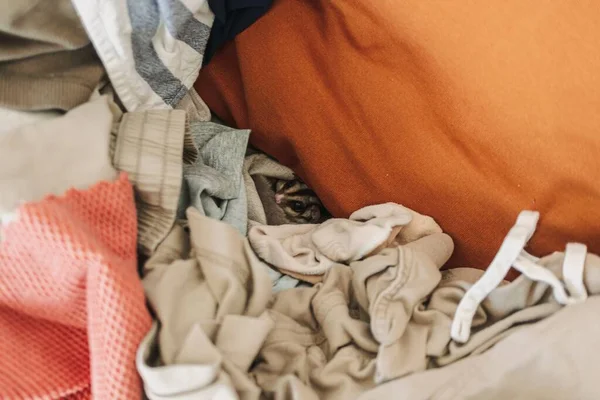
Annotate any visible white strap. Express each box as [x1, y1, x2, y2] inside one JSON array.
[[450, 211, 592, 344], [512, 255, 570, 305], [519, 249, 540, 262], [562, 243, 588, 302], [450, 211, 539, 343]]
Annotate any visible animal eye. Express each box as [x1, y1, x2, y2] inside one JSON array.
[[290, 201, 306, 212], [283, 180, 296, 190]]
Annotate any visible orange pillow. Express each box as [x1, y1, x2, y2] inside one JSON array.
[[196, 0, 600, 273]]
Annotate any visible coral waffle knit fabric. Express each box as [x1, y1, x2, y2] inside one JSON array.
[[0, 173, 151, 399]]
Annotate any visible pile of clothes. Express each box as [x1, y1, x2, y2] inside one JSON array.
[[1, 1, 599, 400]]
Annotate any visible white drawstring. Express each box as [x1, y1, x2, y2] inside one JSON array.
[[450, 211, 589, 344], [562, 243, 588, 302], [512, 255, 570, 305], [450, 211, 539, 343]]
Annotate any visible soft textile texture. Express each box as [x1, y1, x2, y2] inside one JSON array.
[[138, 205, 600, 399], [178, 121, 250, 234], [248, 203, 442, 282], [71, 0, 215, 110], [0, 96, 117, 219], [0, 107, 60, 134], [112, 109, 188, 255], [0, 1, 104, 111], [0, 174, 151, 399], [255, 236, 454, 399], [368, 250, 600, 382], [140, 207, 273, 399], [175, 87, 212, 123], [0, 0, 89, 61], [358, 296, 600, 400], [138, 207, 452, 399], [0, 45, 104, 111], [196, 0, 600, 273]]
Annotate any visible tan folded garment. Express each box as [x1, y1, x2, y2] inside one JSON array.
[[0, 0, 89, 62], [258, 244, 600, 399], [359, 296, 600, 400], [248, 202, 442, 282], [137, 205, 600, 400], [0, 1, 104, 111], [140, 207, 273, 399]]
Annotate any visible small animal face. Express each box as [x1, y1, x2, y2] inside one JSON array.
[[274, 179, 328, 224]]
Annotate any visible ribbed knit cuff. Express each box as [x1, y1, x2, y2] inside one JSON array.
[[113, 109, 187, 255]]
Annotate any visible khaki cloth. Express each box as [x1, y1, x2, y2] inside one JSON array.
[[139, 208, 273, 399], [0, 1, 104, 111], [137, 205, 600, 399], [248, 203, 442, 283], [0, 0, 88, 61], [359, 296, 600, 400]]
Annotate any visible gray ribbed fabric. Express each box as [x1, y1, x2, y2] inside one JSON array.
[[0, 1, 104, 111], [112, 109, 187, 255], [178, 122, 250, 235]]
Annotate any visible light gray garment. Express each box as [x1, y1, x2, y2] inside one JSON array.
[[178, 122, 250, 235]]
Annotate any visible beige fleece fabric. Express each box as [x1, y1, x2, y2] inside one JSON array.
[[140, 207, 273, 399], [359, 295, 600, 400], [138, 205, 600, 399], [0, 1, 104, 111], [0, 107, 60, 134], [0, 96, 117, 219], [248, 202, 442, 282]]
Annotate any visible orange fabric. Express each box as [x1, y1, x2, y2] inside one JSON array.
[[196, 0, 600, 272], [0, 174, 151, 399]]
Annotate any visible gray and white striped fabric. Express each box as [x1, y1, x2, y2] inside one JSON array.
[[72, 0, 214, 111]]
